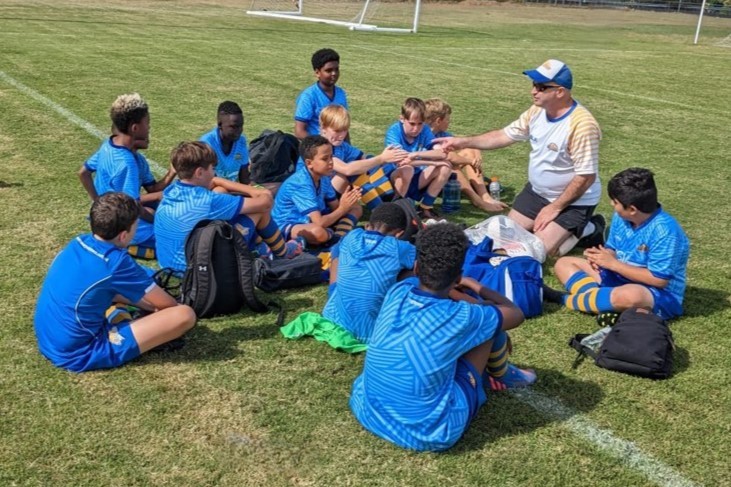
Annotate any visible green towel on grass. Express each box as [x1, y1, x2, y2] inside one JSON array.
[[280, 312, 367, 354]]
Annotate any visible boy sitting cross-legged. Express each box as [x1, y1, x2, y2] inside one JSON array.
[[425, 98, 508, 213], [545, 167, 690, 321], [34, 192, 196, 373], [319, 104, 408, 209], [384, 97, 453, 220], [272, 135, 363, 246], [323, 202, 416, 343], [154, 142, 302, 273], [350, 223, 536, 452]]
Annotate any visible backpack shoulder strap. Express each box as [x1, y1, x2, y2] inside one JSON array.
[[231, 231, 285, 326], [568, 333, 598, 368], [182, 220, 220, 315]]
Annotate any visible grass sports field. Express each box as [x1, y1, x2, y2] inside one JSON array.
[[1, 1, 730, 485]]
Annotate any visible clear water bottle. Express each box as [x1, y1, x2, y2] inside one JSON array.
[[441, 173, 461, 214], [580, 326, 612, 354], [489, 176, 501, 201]]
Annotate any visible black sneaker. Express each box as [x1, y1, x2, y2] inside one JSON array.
[[576, 214, 606, 249], [542, 284, 567, 305], [417, 206, 440, 220], [596, 312, 621, 328]]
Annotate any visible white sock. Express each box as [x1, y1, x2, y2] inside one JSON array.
[[557, 235, 579, 256], [580, 221, 596, 239]]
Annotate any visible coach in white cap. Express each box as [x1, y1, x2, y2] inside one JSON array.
[[435, 59, 603, 256]]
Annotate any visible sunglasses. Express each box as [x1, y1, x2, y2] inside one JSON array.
[[533, 82, 563, 92]]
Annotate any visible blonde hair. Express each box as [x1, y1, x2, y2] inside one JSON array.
[[424, 98, 452, 124], [400, 97, 426, 121], [110, 93, 148, 134], [319, 104, 350, 132]]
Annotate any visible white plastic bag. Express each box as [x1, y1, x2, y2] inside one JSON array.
[[464, 215, 547, 263]]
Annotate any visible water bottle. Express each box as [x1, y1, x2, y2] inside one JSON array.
[[489, 176, 501, 201], [580, 326, 612, 354], [441, 173, 461, 214]]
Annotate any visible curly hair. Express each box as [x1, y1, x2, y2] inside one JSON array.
[[311, 48, 340, 71], [217, 100, 243, 117], [415, 223, 469, 291], [369, 202, 407, 233], [299, 135, 331, 162], [90, 192, 140, 240], [110, 93, 148, 134]]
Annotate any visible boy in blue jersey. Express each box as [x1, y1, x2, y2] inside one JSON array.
[[425, 98, 507, 213], [199, 101, 251, 183], [323, 203, 415, 342], [319, 105, 407, 210], [154, 142, 302, 272], [384, 98, 453, 220], [547, 168, 690, 320], [78, 93, 176, 258], [294, 48, 348, 139], [273, 135, 363, 246], [34, 192, 196, 373], [350, 223, 537, 452]]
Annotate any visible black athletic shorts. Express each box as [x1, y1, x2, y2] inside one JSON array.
[[512, 183, 595, 237]]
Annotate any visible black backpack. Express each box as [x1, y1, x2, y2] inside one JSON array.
[[392, 198, 424, 244], [253, 252, 324, 292], [569, 308, 675, 380], [178, 220, 283, 323], [249, 130, 299, 184]]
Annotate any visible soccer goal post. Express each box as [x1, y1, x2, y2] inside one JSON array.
[[246, 0, 422, 33]]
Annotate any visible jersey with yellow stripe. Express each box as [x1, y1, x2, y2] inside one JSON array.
[[504, 102, 601, 206]]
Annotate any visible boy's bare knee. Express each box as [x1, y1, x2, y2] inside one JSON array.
[[350, 205, 363, 219], [175, 305, 197, 332]]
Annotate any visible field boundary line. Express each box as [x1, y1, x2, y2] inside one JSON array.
[[349, 44, 714, 113], [511, 389, 699, 487], [0, 70, 166, 176]]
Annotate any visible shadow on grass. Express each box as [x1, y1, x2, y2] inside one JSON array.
[[0, 180, 23, 188], [452, 367, 604, 453], [682, 285, 730, 318], [672, 346, 690, 376]]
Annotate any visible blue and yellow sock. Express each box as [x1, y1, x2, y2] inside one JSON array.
[[127, 245, 155, 260], [334, 214, 358, 237], [564, 271, 599, 296], [565, 287, 615, 314], [257, 219, 287, 258], [420, 193, 437, 209], [486, 330, 510, 378]]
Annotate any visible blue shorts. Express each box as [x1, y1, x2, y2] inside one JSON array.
[[61, 319, 141, 373], [600, 269, 683, 320], [405, 169, 424, 200], [131, 218, 156, 247], [454, 358, 487, 423]]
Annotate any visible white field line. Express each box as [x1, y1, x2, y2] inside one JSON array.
[[0, 70, 704, 487], [0, 70, 166, 176], [349, 44, 711, 112], [511, 389, 699, 487]]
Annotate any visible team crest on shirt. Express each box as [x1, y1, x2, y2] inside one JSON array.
[[234, 223, 250, 237], [108, 326, 124, 346], [547, 143, 559, 152], [467, 371, 476, 388], [235, 154, 242, 160], [637, 244, 649, 252]]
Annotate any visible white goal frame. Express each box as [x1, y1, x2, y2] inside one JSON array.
[[246, 0, 422, 33]]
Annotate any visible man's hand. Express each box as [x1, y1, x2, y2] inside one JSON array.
[[432, 136, 463, 153], [533, 203, 562, 232]]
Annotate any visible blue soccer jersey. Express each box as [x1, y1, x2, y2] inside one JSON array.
[[350, 277, 502, 451], [84, 138, 157, 246], [272, 165, 337, 227], [84, 137, 156, 200], [199, 127, 249, 181], [604, 207, 690, 308], [295, 141, 363, 170], [323, 229, 416, 342], [154, 181, 246, 272], [432, 130, 453, 139], [294, 83, 348, 136], [34, 234, 155, 372], [383, 122, 436, 176]]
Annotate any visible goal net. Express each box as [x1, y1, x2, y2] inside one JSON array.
[[246, 0, 422, 33], [716, 33, 731, 47]]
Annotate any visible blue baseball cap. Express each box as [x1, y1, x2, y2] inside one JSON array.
[[523, 59, 573, 90]]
